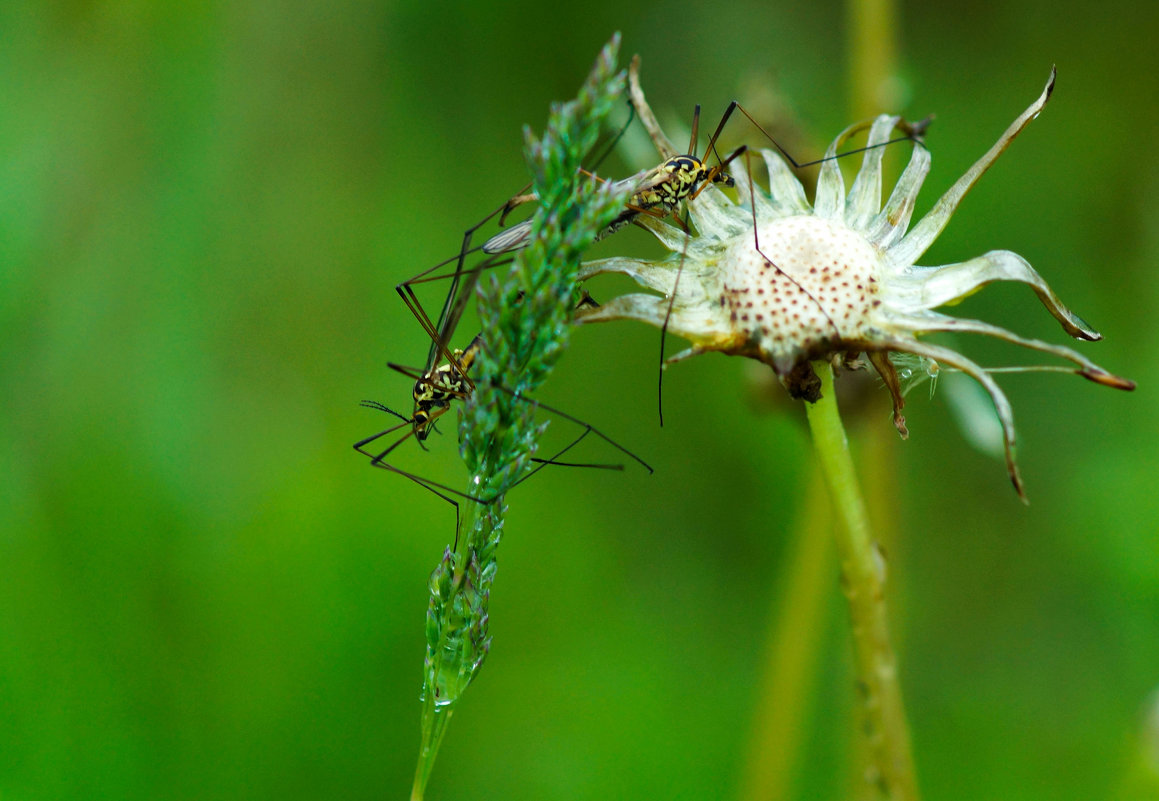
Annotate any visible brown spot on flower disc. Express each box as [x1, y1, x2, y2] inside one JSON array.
[[720, 215, 885, 353]]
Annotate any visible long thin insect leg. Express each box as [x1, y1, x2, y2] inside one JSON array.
[[353, 407, 414, 458], [510, 428, 600, 490], [529, 456, 623, 470], [400, 255, 517, 290], [365, 460, 497, 550], [587, 100, 637, 177], [402, 251, 520, 369], [397, 273, 470, 378], [686, 104, 701, 158], [353, 418, 419, 465], [488, 381, 654, 474], [435, 194, 529, 348], [396, 199, 518, 375], [374, 463, 473, 503], [701, 100, 740, 166], [507, 425, 641, 491], [373, 437, 628, 549], [657, 217, 692, 427], [410, 253, 516, 388], [722, 102, 923, 169]]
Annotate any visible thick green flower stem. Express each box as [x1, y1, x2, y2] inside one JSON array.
[[803, 361, 921, 801]]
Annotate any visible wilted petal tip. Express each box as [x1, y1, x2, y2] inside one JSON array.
[[1080, 368, 1136, 391]]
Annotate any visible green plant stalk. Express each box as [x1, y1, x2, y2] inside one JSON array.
[[847, 0, 901, 117], [845, 0, 912, 787], [742, 1, 904, 781], [738, 462, 834, 800], [846, 0, 902, 547], [804, 361, 920, 801], [410, 35, 632, 801]]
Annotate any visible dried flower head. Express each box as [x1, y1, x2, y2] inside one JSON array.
[[577, 68, 1134, 497]]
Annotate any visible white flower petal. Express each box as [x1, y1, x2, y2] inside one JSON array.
[[889, 249, 1099, 340], [629, 215, 689, 253], [814, 121, 871, 220], [890, 68, 1057, 267], [731, 151, 777, 221], [688, 182, 751, 240], [578, 293, 732, 346], [578, 256, 681, 295], [845, 115, 902, 230], [761, 150, 810, 215], [886, 309, 1134, 389], [867, 141, 931, 249]]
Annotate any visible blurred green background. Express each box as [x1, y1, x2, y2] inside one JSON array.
[[2, 1, 1156, 799]]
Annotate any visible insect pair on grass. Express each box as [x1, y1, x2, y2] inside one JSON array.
[[357, 56, 927, 527]]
